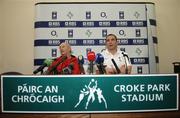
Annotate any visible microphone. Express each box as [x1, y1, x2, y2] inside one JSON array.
[[122, 52, 129, 74], [78, 55, 85, 74], [33, 58, 53, 74], [46, 56, 67, 75], [111, 59, 121, 74], [62, 64, 74, 74], [95, 53, 106, 74], [87, 51, 96, 74]]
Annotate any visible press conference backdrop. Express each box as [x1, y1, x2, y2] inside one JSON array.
[[34, 2, 158, 74]]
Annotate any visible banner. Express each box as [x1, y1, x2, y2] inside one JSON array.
[[34, 2, 158, 74], [1, 74, 178, 113]]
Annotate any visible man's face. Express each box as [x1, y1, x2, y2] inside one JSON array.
[[59, 43, 71, 56], [105, 35, 118, 50]]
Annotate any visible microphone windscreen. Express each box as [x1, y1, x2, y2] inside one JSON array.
[[78, 55, 84, 64], [44, 59, 54, 66], [95, 53, 104, 64], [87, 51, 96, 61]]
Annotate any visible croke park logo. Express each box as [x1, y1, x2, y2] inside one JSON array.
[[74, 79, 107, 109]]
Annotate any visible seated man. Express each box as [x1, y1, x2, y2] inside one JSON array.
[[47, 42, 81, 74], [100, 34, 132, 74]]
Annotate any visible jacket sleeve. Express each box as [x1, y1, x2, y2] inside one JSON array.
[[72, 57, 81, 74]]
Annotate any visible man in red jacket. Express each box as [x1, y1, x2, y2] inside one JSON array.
[[47, 42, 81, 75]]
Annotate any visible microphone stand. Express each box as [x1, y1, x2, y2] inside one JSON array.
[[40, 70, 44, 75], [89, 61, 94, 75], [79, 64, 85, 74], [102, 65, 107, 74], [97, 63, 106, 74], [122, 52, 128, 74]]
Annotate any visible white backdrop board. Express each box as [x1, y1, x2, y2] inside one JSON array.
[[34, 2, 158, 74]]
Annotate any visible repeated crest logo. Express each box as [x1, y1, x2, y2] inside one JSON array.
[[51, 48, 57, 57], [134, 11, 140, 19], [100, 12, 107, 19], [52, 11, 57, 19], [119, 29, 126, 37], [102, 29, 107, 37], [68, 29, 73, 38], [135, 48, 142, 56], [51, 30, 58, 37], [119, 11, 124, 19], [85, 29, 92, 37], [135, 29, 141, 37], [137, 66, 143, 74], [74, 79, 107, 110], [67, 11, 73, 19], [86, 11, 91, 19]]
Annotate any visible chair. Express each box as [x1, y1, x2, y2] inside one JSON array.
[[1, 71, 23, 75]]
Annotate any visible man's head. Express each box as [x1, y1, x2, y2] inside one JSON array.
[[59, 42, 72, 56], [105, 34, 118, 51]]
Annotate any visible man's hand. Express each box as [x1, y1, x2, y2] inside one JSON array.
[[105, 67, 116, 74], [120, 64, 132, 74], [120, 64, 126, 74]]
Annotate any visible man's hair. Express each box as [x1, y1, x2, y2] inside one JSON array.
[[105, 34, 118, 41]]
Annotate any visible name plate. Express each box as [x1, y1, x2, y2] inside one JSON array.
[[1, 74, 179, 113]]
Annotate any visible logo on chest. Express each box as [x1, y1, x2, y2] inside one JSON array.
[[118, 57, 123, 62]]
